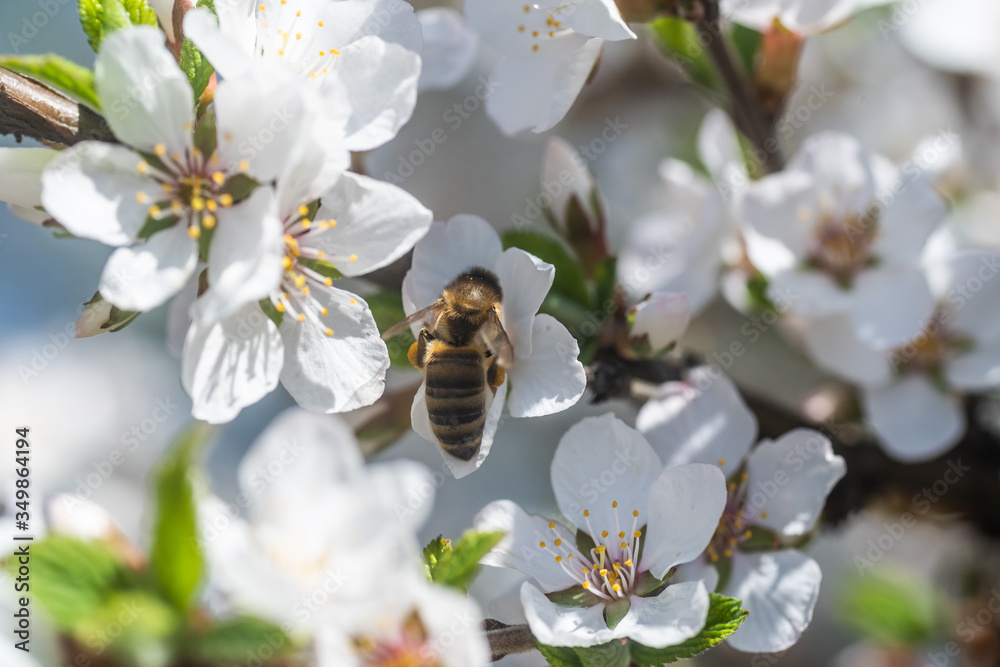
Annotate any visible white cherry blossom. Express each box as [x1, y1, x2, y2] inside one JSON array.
[[742, 132, 947, 350], [401, 214, 587, 478], [417, 8, 479, 91], [198, 409, 435, 632], [476, 414, 726, 648], [722, 0, 892, 35], [464, 0, 635, 135], [637, 368, 846, 653], [184, 0, 422, 151]]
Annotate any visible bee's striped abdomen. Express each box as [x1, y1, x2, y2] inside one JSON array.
[[424, 345, 487, 461]]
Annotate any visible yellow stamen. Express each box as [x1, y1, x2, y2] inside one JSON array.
[[135, 192, 148, 203], [297, 313, 306, 322], [148, 205, 160, 217], [154, 143, 166, 157], [349, 254, 358, 262], [188, 226, 201, 239], [191, 196, 205, 211], [202, 214, 216, 229], [239, 159, 250, 172], [206, 200, 217, 212], [324, 328, 333, 337], [136, 160, 149, 174], [220, 193, 234, 207], [212, 171, 226, 185]]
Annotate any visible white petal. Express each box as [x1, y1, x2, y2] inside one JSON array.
[[364, 459, 439, 536], [214, 64, 328, 183], [933, 250, 1000, 342], [99, 225, 198, 311], [238, 408, 364, 505], [337, 39, 420, 151], [318, 0, 422, 52], [183, 8, 254, 80], [166, 272, 199, 358], [697, 108, 745, 186], [871, 169, 946, 265], [618, 581, 709, 648], [0, 148, 56, 209], [850, 266, 936, 349], [630, 292, 690, 351], [494, 248, 555, 356], [559, 0, 635, 40], [550, 414, 662, 534], [413, 576, 491, 666], [197, 186, 284, 324], [767, 269, 853, 318], [402, 215, 504, 319], [636, 366, 758, 479], [411, 376, 508, 479], [723, 551, 821, 653], [417, 8, 478, 91], [641, 464, 727, 579], [475, 500, 579, 592], [946, 341, 1000, 391], [862, 377, 965, 462], [95, 26, 194, 154], [41, 142, 153, 246], [484, 37, 602, 135], [899, 0, 1000, 77], [743, 430, 846, 536], [787, 134, 876, 214], [801, 314, 893, 386], [279, 288, 389, 413], [310, 172, 432, 277], [520, 582, 619, 648], [742, 170, 818, 263], [182, 303, 285, 424], [507, 315, 585, 418], [671, 558, 720, 592]]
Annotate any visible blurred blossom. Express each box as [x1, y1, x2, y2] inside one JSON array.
[[418, 8, 480, 92], [477, 414, 725, 648], [723, 0, 893, 35], [629, 291, 690, 352], [638, 368, 846, 653], [899, 0, 1000, 79], [742, 132, 947, 350]]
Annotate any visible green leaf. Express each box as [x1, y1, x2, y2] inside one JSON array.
[[259, 298, 284, 329], [836, 569, 950, 647], [502, 230, 590, 308], [649, 17, 718, 89], [150, 422, 212, 612], [0, 55, 100, 111], [121, 0, 158, 27], [546, 585, 600, 609], [189, 616, 293, 661], [179, 37, 214, 101], [3, 536, 128, 629], [79, 0, 104, 51], [73, 590, 179, 663], [603, 597, 631, 631], [536, 642, 583, 667], [629, 593, 748, 664], [428, 530, 504, 591], [575, 640, 629, 667], [101, 0, 134, 37], [593, 256, 618, 314], [422, 535, 452, 579], [730, 24, 763, 76], [367, 290, 417, 368], [297, 257, 344, 282]]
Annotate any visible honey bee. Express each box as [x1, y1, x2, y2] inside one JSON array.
[[383, 268, 513, 460]]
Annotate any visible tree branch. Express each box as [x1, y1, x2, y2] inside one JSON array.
[[698, 0, 785, 173], [0, 67, 113, 146]]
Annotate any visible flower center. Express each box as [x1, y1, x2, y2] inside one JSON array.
[[353, 610, 440, 667], [804, 199, 880, 287], [134, 143, 239, 240], [254, 3, 341, 78], [890, 310, 971, 376], [263, 206, 357, 338], [515, 4, 569, 53], [538, 500, 642, 600], [706, 468, 757, 562]]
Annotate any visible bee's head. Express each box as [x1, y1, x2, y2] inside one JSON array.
[[443, 267, 503, 317]]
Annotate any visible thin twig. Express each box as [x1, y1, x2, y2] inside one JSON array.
[[698, 0, 784, 173], [0, 66, 113, 146], [484, 620, 537, 662]]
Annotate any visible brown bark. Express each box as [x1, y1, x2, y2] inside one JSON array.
[[0, 66, 113, 146]]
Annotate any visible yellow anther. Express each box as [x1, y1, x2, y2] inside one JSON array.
[[549, 31, 554, 37], [567, 553, 573, 559], [171, 201, 183, 213], [211, 171, 226, 185], [239, 159, 250, 172], [599, 569, 607, 577], [324, 328, 333, 337], [548, 521, 555, 528], [518, 25, 525, 32], [202, 214, 216, 229], [601, 530, 608, 538], [258, 4, 265, 10], [555, 556, 562, 562], [349, 254, 358, 262], [618, 531, 625, 539], [724, 549, 733, 557], [349, 299, 356, 305], [612, 584, 621, 592], [612, 500, 618, 508], [220, 194, 234, 207], [595, 545, 605, 553], [137, 160, 149, 174], [632, 510, 639, 517], [523, 4, 530, 11], [148, 205, 160, 217], [539, 541, 546, 548], [532, 30, 538, 36], [583, 510, 589, 517], [301, 286, 310, 296], [744, 530, 752, 539], [188, 226, 201, 239], [296, 33, 302, 39], [301, 220, 312, 230], [170, 151, 181, 162], [761, 511, 768, 519], [154, 143, 166, 157], [298, 204, 309, 217], [162, 183, 172, 193], [620, 542, 627, 549], [323, 277, 333, 287], [136, 192, 148, 203], [275, 302, 285, 312], [206, 200, 217, 212], [554, 539, 561, 547], [296, 10, 301, 16], [293, 275, 306, 288], [718, 458, 726, 466], [316, 250, 325, 259], [283, 256, 293, 270], [633, 530, 641, 538], [297, 313, 306, 322], [624, 559, 632, 567], [320, 308, 328, 316], [224, 132, 233, 142], [582, 582, 590, 589], [532, 44, 539, 52], [318, 20, 324, 26], [191, 196, 205, 211]]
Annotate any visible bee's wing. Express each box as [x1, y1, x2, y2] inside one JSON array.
[[381, 301, 443, 339], [479, 310, 513, 368]]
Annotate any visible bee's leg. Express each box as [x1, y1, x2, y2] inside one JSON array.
[[409, 329, 433, 369], [487, 357, 505, 391]]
